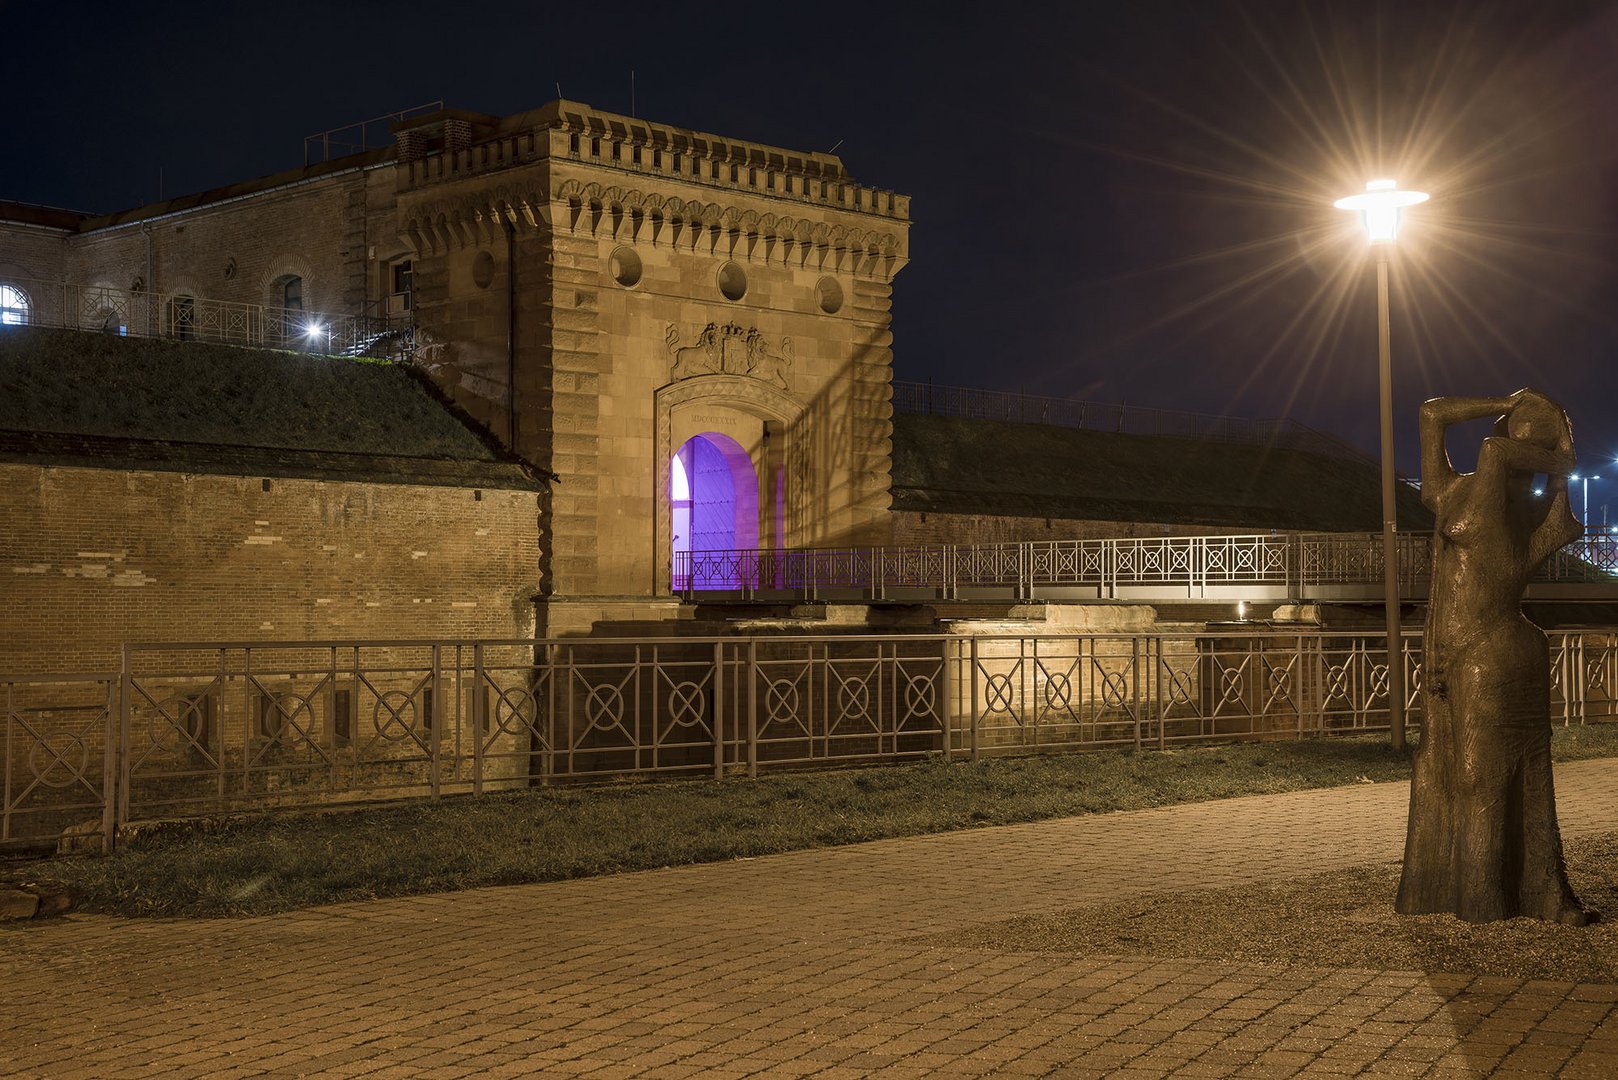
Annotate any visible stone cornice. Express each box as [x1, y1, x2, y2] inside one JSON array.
[[398, 176, 907, 281], [554, 177, 906, 279], [399, 181, 549, 256]]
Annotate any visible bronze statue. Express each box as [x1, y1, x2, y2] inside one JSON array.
[[1396, 389, 1593, 924]]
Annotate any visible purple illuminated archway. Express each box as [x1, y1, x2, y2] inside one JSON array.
[[671, 433, 758, 589]]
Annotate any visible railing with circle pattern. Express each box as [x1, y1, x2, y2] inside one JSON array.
[[4, 628, 1615, 852]]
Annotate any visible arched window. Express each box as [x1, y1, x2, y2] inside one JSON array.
[[91, 307, 126, 336], [0, 283, 31, 326], [281, 275, 303, 312]]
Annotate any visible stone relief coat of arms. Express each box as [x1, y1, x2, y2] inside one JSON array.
[[666, 322, 793, 391]]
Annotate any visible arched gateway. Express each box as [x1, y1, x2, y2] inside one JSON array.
[[671, 432, 759, 588], [655, 374, 804, 596]]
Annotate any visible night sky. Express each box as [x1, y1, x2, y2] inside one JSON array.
[[8, 1, 1617, 505]]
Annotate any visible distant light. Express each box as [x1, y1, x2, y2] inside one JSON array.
[[1533, 488, 1545, 496], [1237, 601, 1247, 621], [1334, 179, 1429, 244], [304, 322, 326, 338]]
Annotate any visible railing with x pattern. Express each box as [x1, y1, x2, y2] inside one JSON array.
[[676, 530, 1618, 601], [3, 628, 1615, 853]]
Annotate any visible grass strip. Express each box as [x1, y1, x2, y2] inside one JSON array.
[[14, 725, 1618, 919]]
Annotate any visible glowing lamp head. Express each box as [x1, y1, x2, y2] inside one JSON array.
[[304, 322, 326, 339], [1333, 178, 1429, 244]]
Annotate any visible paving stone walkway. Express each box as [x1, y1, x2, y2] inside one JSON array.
[[6, 760, 1618, 1078]]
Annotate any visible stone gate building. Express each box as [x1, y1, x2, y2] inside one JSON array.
[[0, 100, 910, 641]]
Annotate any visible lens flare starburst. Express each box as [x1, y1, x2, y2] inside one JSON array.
[[1051, 4, 1618, 456]]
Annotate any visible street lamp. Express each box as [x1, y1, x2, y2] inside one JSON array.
[[1334, 178, 1429, 752], [1570, 473, 1600, 531]]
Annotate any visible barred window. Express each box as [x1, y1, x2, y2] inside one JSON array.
[[390, 260, 413, 312]]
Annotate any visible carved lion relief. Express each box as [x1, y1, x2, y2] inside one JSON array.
[[665, 322, 793, 390]]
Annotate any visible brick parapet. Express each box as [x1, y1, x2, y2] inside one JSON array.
[[396, 101, 908, 227]]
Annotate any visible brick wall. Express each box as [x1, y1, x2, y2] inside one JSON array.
[[1, 464, 542, 674], [0, 222, 68, 284], [56, 166, 398, 325]]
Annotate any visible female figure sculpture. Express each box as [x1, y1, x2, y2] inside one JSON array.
[[1396, 389, 1593, 923]]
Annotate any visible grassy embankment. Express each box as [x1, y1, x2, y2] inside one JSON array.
[[13, 725, 1618, 918]]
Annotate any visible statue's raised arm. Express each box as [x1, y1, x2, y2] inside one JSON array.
[[1417, 395, 1513, 512]]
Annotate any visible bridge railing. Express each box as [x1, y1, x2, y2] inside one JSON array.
[[675, 530, 1618, 601]]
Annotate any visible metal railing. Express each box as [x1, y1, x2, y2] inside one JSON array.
[[676, 530, 1618, 601], [2, 673, 118, 854], [304, 101, 444, 165], [3, 627, 1617, 853], [0, 275, 412, 359], [891, 380, 1377, 461]]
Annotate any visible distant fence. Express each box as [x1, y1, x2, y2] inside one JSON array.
[[0, 275, 410, 359], [5, 628, 1617, 854], [676, 530, 1618, 601]]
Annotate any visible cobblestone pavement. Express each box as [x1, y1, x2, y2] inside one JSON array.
[[6, 761, 1618, 1079]]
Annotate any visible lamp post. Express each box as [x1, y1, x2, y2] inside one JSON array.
[[1570, 473, 1600, 530], [1334, 178, 1429, 752]]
